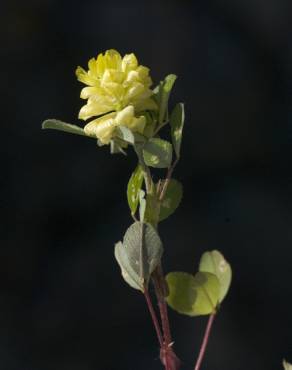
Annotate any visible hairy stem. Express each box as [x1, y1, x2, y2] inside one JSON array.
[[194, 313, 216, 370]]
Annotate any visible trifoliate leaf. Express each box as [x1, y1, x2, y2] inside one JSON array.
[[42, 119, 86, 136], [154, 74, 177, 124], [166, 271, 220, 316], [199, 250, 232, 303], [127, 165, 144, 215], [159, 179, 183, 221], [143, 138, 172, 168], [115, 222, 163, 291], [170, 103, 185, 158], [283, 360, 292, 370]]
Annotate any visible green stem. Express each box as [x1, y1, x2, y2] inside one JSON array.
[[134, 145, 152, 193], [158, 158, 179, 201]]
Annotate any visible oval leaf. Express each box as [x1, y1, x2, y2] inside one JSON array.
[[127, 165, 144, 215], [42, 119, 86, 136], [143, 138, 172, 168], [114, 241, 144, 291], [114, 222, 163, 291], [159, 179, 183, 221], [166, 271, 220, 316], [199, 250, 232, 303], [170, 103, 185, 158], [154, 74, 177, 124]]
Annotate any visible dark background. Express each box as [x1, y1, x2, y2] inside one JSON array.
[[2, 0, 292, 369]]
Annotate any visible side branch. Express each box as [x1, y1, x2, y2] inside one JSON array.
[[194, 313, 216, 370]]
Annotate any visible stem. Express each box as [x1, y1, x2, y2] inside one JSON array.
[[153, 266, 172, 345], [159, 158, 179, 201], [194, 313, 216, 370], [144, 287, 164, 347], [153, 266, 181, 370], [134, 145, 152, 193]]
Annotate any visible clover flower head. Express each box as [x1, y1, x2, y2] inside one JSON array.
[[76, 49, 157, 121]]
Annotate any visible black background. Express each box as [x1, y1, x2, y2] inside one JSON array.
[[2, 0, 292, 369]]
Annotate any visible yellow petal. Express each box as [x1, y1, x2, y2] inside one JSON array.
[[88, 58, 98, 77], [127, 115, 146, 134], [84, 112, 117, 144], [104, 49, 122, 70], [122, 53, 138, 72], [134, 97, 158, 112], [76, 66, 95, 86], [78, 100, 113, 120], [80, 86, 101, 99], [115, 106, 135, 125]]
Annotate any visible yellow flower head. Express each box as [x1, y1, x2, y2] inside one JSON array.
[[84, 105, 146, 145], [76, 49, 157, 121]]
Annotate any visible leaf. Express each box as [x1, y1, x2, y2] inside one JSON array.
[[154, 74, 177, 124], [115, 125, 135, 144], [159, 179, 183, 221], [127, 165, 144, 215], [145, 191, 160, 227], [42, 119, 86, 136], [114, 241, 144, 291], [166, 271, 220, 316], [199, 250, 232, 303], [110, 139, 127, 155], [283, 360, 292, 370], [170, 103, 185, 158], [114, 222, 163, 291], [115, 126, 146, 145], [139, 190, 146, 222], [143, 138, 173, 168]]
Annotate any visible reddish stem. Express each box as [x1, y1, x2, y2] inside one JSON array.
[[153, 266, 181, 370], [194, 313, 216, 370], [144, 287, 163, 347]]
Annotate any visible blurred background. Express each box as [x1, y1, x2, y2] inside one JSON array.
[[1, 0, 292, 369]]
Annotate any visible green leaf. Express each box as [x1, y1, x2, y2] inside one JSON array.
[[283, 360, 292, 370], [115, 125, 135, 144], [170, 103, 185, 158], [139, 190, 146, 222], [199, 250, 232, 303], [115, 126, 146, 145], [145, 192, 160, 227], [127, 165, 144, 215], [166, 271, 220, 316], [143, 138, 173, 168], [42, 119, 86, 136], [115, 241, 144, 291], [115, 222, 163, 291], [110, 139, 127, 155], [154, 74, 177, 124], [159, 179, 183, 221]]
